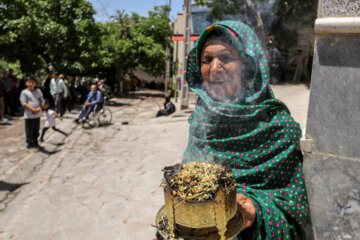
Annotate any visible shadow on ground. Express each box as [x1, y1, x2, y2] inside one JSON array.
[[106, 102, 132, 107], [117, 91, 166, 100], [0, 122, 12, 126], [49, 142, 65, 147], [39, 148, 62, 155], [0, 181, 30, 192], [82, 122, 114, 130]]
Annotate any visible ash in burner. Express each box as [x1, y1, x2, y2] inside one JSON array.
[[162, 162, 236, 202], [162, 163, 182, 182]]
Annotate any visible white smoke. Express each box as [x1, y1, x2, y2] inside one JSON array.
[[203, 71, 242, 101]]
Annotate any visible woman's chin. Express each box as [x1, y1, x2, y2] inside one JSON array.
[[206, 90, 224, 101], [204, 82, 242, 102], [205, 88, 239, 102]]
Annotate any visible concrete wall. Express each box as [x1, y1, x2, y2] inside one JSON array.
[[303, 1, 360, 239], [320, 0, 360, 17], [173, 13, 185, 68]]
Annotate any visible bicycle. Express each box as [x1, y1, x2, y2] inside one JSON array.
[[82, 97, 112, 129]]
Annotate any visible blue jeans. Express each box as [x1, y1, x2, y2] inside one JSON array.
[[79, 105, 95, 119]]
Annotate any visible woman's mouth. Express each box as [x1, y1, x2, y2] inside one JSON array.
[[207, 80, 230, 85]]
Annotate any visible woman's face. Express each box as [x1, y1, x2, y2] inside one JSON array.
[[200, 39, 243, 101]]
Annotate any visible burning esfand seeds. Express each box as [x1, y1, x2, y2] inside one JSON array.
[[162, 162, 236, 202]]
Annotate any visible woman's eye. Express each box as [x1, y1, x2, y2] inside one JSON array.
[[220, 56, 233, 63], [201, 58, 211, 64]]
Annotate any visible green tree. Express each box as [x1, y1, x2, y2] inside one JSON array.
[[0, 0, 99, 74], [93, 5, 172, 82]]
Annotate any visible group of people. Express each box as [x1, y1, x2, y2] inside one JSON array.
[[0, 68, 112, 125], [0, 68, 107, 152], [0, 69, 21, 123], [43, 73, 108, 117], [20, 76, 106, 152]]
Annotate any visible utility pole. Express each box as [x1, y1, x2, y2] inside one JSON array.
[[164, 0, 172, 95], [180, 0, 191, 109]]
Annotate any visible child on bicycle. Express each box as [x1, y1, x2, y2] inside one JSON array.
[[39, 99, 68, 142]]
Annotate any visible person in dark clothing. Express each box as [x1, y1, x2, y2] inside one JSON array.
[[17, 76, 27, 92], [43, 73, 55, 108], [1, 70, 13, 117], [63, 78, 74, 113], [77, 78, 89, 103], [156, 96, 176, 117], [76, 83, 103, 123], [8, 68, 19, 115], [0, 73, 5, 123], [266, 39, 284, 84]]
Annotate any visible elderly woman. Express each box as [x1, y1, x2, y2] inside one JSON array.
[[183, 21, 309, 239]]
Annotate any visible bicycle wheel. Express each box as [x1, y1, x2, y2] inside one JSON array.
[[87, 111, 99, 128], [98, 107, 112, 125]]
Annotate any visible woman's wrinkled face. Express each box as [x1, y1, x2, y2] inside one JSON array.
[[200, 39, 243, 101]]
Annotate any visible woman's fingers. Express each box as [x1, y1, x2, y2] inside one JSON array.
[[236, 193, 256, 230]]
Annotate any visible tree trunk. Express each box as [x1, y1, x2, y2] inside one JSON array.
[[114, 62, 123, 94], [244, 0, 267, 46]]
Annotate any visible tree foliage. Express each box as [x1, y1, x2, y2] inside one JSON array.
[[0, 0, 99, 74], [0, 1, 172, 80], [94, 5, 172, 80]]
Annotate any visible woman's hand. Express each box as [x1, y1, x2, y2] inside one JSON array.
[[236, 193, 256, 230]]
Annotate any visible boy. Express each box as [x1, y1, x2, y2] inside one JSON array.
[[39, 99, 68, 142], [20, 77, 45, 152]]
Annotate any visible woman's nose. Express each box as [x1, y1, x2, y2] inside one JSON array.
[[210, 58, 222, 72]]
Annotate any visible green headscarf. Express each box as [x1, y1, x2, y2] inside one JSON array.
[[184, 21, 309, 240]]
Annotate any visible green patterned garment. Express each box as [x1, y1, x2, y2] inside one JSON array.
[[183, 21, 309, 240]]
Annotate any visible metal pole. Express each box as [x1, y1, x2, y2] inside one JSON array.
[[164, 0, 172, 95], [180, 0, 191, 109], [165, 40, 169, 94]]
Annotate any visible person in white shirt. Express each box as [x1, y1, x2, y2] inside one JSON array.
[[50, 72, 68, 116], [39, 99, 68, 142]]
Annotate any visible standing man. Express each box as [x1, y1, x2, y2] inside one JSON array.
[[34, 70, 43, 89], [8, 68, 19, 115], [50, 72, 67, 116], [266, 39, 283, 84], [20, 77, 45, 152], [293, 49, 304, 83], [43, 72, 54, 108]]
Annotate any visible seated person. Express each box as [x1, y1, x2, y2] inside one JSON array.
[[156, 96, 176, 117], [76, 83, 103, 123]]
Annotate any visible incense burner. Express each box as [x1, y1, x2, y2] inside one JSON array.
[[158, 163, 244, 240]]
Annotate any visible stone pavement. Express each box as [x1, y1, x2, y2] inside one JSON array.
[[0, 84, 309, 240]]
